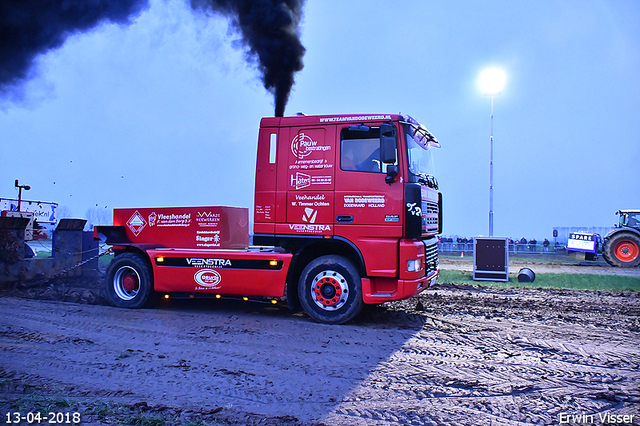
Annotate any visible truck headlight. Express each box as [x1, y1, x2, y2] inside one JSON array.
[[407, 259, 422, 272]]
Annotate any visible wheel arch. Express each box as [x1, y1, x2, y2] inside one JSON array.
[[604, 227, 640, 241], [285, 237, 365, 311], [112, 246, 153, 265]]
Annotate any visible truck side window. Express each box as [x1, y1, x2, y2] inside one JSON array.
[[340, 128, 384, 173], [269, 133, 277, 164]]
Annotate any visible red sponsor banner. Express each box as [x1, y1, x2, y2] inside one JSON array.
[[113, 206, 248, 249]]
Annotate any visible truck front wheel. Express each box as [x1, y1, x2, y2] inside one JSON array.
[[298, 255, 363, 324], [603, 232, 640, 268], [105, 252, 155, 308]]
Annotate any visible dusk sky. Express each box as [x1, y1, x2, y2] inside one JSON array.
[[1, 0, 639, 239]]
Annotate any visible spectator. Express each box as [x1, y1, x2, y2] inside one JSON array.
[[543, 238, 550, 253], [519, 237, 527, 252], [529, 238, 537, 252]]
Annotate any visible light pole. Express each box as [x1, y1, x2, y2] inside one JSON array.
[[478, 67, 506, 237], [14, 179, 31, 211]]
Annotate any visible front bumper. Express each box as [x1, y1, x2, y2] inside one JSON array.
[[361, 269, 439, 304]]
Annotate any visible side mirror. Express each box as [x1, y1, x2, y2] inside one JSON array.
[[385, 165, 398, 184], [380, 123, 397, 164]]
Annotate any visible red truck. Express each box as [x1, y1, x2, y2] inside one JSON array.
[[96, 113, 442, 324]]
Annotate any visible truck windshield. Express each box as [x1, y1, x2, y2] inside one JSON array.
[[402, 119, 440, 187]]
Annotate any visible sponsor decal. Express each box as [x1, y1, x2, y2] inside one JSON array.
[[127, 211, 147, 236], [148, 212, 157, 226], [343, 195, 386, 208], [302, 207, 318, 223], [288, 159, 333, 171], [255, 205, 273, 220], [196, 211, 220, 227], [196, 230, 221, 247], [186, 258, 232, 268], [569, 233, 594, 241], [288, 223, 332, 234], [155, 213, 191, 227], [319, 115, 392, 123], [291, 193, 330, 208], [292, 172, 311, 189], [406, 202, 422, 217], [385, 214, 400, 222], [290, 172, 332, 190], [194, 269, 222, 289], [291, 132, 331, 159], [567, 233, 597, 252]]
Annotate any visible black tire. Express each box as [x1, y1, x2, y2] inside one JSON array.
[[298, 255, 363, 324], [105, 252, 155, 308], [602, 232, 640, 268]]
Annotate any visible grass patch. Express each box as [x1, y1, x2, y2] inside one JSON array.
[[439, 269, 640, 292], [14, 394, 74, 412], [85, 401, 117, 418]]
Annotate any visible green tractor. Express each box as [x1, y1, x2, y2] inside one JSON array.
[[601, 210, 640, 268]]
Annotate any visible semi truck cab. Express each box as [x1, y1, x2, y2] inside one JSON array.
[[253, 114, 441, 316], [98, 113, 442, 324]]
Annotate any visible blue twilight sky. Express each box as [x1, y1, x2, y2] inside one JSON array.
[[1, 0, 639, 239]]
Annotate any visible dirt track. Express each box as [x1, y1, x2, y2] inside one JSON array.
[[1, 270, 639, 425]]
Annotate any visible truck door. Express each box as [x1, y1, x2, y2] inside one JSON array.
[[334, 123, 403, 277], [279, 125, 336, 236]]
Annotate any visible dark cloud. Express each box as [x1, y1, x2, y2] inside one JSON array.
[[0, 0, 149, 93], [0, 0, 306, 116]]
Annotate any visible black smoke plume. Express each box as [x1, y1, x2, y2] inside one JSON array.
[[0, 0, 150, 95], [190, 0, 306, 117], [0, 0, 305, 116]]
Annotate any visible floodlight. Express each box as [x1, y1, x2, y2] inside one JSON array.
[[479, 67, 507, 96]]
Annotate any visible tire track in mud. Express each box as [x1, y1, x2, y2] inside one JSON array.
[[0, 297, 419, 421], [325, 287, 640, 425], [1, 284, 639, 425]]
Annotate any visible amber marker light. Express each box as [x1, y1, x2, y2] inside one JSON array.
[[164, 294, 170, 299], [242, 297, 249, 301], [271, 300, 278, 304], [215, 294, 221, 299], [156, 257, 164, 263], [269, 260, 278, 266]]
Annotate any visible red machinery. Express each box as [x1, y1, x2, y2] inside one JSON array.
[[97, 114, 442, 324]]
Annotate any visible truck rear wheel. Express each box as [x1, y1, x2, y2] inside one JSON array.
[[603, 232, 640, 268], [105, 252, 154, 308], [298, 255, 363, 324]]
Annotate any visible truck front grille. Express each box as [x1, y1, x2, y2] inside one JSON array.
[[424, 239, 439, 276], [423, 201, 439, 233]]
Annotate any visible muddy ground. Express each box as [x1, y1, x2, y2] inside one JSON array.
[[1, 262, 639, 425]]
